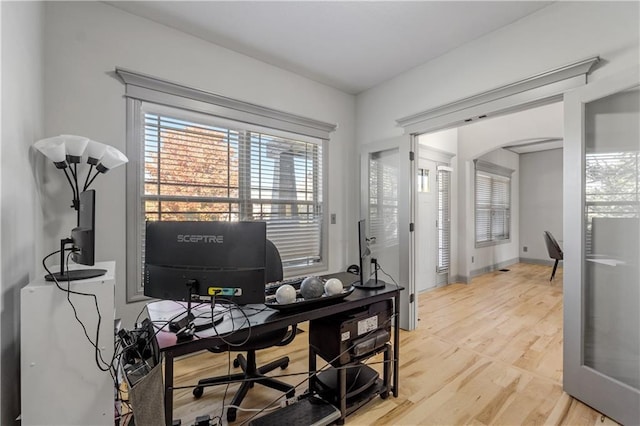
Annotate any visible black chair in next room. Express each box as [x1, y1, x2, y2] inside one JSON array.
[[543, 231, 564, 281]]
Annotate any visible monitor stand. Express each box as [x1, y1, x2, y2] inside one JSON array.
[[353, 258, 387, 290], [169, 306, 225, 332], [353, 278, 386, 290], [45, 238, 107, 281], [45, 269, 107, 282], [170, 279, 225, 341]]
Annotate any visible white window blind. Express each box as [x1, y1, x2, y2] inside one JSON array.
[[369, 150, 399, 248], [475, 160, 513, 246], [437, 167, 451, 272], [142, 106, 323, 271]]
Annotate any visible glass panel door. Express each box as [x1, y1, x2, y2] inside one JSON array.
[[564, 67, 640, 425], [361, 135, 416, 330]]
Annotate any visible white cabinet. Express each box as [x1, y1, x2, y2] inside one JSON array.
[[21, 261, 115, 426]]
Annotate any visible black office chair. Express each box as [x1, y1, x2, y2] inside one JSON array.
[[192, 240, 296, 422], [543, 231, 564, 281]]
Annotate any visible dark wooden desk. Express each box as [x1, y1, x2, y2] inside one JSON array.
[[147, 272, 402, 425]]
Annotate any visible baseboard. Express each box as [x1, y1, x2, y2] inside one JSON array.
[[449, 274, 466, 284], [520, 257, 562, 267], [470, 257, 520, 279]]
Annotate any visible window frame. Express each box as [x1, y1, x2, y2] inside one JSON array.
[[118, 69, 336, 302], [474, 159, 514, 248]]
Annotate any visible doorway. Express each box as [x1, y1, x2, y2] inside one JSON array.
[[407, 68, 639, 424], [415, 140, 455, 292]]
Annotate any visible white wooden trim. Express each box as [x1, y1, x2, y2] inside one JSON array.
[[397, 57, 599, 134], [116, 68, 337, 140]]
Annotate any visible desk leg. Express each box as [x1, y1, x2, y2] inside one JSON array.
[[309, 347, 317, 393], [164, 351, 174, 426], [338, 366, 346, 424], [393, 293, 400, 397], [383, 343, 391, 398]]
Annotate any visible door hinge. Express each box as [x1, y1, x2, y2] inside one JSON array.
[[409, 222, 414, 232], [409, 293, 415, 303], [409, 151, 415, 161]]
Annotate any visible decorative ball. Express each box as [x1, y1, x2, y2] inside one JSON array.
[[300, 276, 325, 299], [275, 284, 297, 304], [324, 278, 343, 296]]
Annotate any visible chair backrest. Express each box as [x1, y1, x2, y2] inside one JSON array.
[[265, 239, 284, 283], [543, 231, 563, 260]]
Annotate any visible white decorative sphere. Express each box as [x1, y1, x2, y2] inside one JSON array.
[[275, 284, 297, 304], [300, 276, 325, 299], [324, 278, 343, 296]]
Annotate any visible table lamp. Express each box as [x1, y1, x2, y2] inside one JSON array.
[[33, 134, 128, 226]]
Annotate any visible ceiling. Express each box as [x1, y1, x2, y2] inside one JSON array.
[[106, 1, 552, 95]]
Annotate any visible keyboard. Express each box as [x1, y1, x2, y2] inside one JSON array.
[[265, 277, 306, 296]]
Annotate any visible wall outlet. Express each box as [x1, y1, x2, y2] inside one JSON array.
[[523, 246, 528, 252], [330, 213, 336, 224]]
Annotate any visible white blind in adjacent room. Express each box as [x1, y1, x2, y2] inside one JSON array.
[[475, 160, 513, 246], [437, 167, 451, 272]]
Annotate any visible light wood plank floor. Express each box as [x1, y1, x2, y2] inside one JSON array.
[[171, 263, 614, 425]]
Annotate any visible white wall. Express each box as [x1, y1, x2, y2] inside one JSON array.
[[356, 2, 639, 146], [1, 2, 44, 423], [357, 2, 637, 281], [41, 2, 357, 326], [520, 149, 563, 262]]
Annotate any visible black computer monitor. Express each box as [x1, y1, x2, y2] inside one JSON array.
[[45, 189, 107, 282], [144, 220, 267, 305], [354, 218, 386, 289]]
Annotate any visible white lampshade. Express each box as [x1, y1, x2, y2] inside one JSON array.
[[61, 134, 89, 162], [97, 146, 128, 172], [34, 136, 67, 167], [85, 139, 108, 165]]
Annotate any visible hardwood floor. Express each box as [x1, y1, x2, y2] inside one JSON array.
[[171, 263, 614, 425]]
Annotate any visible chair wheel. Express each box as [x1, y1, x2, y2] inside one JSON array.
[[227, 408, 237, 422], [193, 386, 203, 398], [380, 390, 389, 399], [281, 361, 289, 370], [233, 358, 240, 368]]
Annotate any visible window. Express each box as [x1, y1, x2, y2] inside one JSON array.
[[417, 168, 430, 193], [437, 166, 451, 273], [474, 160, 514, 246], [369, 149, 399, 248], [585, 151, 640, 254], [118, 69, 335, 301]]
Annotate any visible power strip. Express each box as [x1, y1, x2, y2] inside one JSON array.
[[280, 394, 302, 407]]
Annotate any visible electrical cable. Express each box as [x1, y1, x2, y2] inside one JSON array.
[[42, 250, 116, 373], [375, 261, 400, 289], [42, 248, 123, 403], [238, 310, 399, 425]]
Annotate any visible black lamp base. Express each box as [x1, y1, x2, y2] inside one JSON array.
[[45, 268, 107, 282]]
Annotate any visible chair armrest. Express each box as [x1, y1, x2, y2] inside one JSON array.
[[277, 324, 298, 347]]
